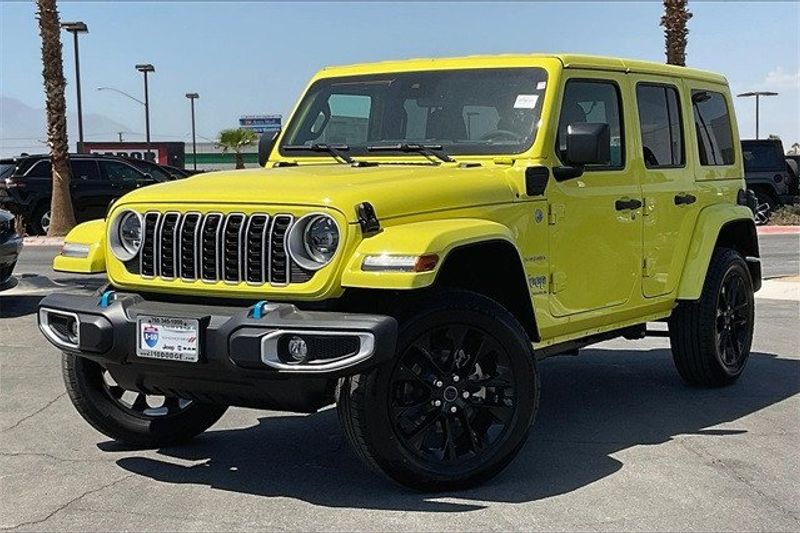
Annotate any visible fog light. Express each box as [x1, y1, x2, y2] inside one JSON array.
[[38, 308, 81, 349], [286, 336, 308, 363]]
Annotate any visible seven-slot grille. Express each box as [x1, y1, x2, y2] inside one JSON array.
[[138, 212, 311, 285]]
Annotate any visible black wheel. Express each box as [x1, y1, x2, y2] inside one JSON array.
[[30, 204, 51, 235], [337, 290, 539, 491], [669, 248, 755, 387], [752, 189, 777, 226], [62, 353, 228, 447]]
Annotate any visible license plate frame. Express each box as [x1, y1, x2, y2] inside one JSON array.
[[136, 315, 200, 363]]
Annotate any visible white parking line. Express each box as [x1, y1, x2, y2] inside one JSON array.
[[757, 277, 800, 302]]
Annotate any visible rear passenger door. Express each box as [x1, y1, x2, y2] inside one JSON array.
[[635, 80, 699, 297], [547, 74, 643, 317], [69, 159, 106, 222]]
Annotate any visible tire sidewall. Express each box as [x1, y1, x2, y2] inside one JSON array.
[[357, 293, 538, 488]]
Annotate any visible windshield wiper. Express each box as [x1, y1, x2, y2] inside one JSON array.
[[366, 143, 454, 163], [283, 143, 354, 164]]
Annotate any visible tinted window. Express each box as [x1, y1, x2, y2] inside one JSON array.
[[637, 84, 684, 167], [692, 90, 735, 166], [99, 161, 143, 181], [25, 160, 51, 177], [557, 80, 624, 168], [70, 160, 100, 180], [742, 143, 784, 172]]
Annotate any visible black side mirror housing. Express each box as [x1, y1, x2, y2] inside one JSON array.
[[564, 122, 610, 166], [258, 129, 281, 167]]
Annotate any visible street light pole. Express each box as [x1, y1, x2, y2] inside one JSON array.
[[737, 91, 778, 140], [60, 21, 88, 147], [185, 93, 199, 171], [135, 64, 155, 156]]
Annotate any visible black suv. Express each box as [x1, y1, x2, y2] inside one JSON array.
[[0, 154, 164, 235], [742, 139, 800, 223]]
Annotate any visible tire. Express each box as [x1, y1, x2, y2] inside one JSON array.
[[337, 289, 539, 491], [752, 189, 777, 226], [30, 203, 51, 235], [668, 248, 755, 387], [62, 353, 228, 447]]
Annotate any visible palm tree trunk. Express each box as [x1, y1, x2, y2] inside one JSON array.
[[235, 151, 244, 169], [661, 0, 692, 67], [36, 0, 76, 236]]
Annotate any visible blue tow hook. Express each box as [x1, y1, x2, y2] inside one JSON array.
[[98, 290, 116, 308], [250, 300, 269, 319]]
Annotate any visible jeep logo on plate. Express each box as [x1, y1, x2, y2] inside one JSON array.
[[143, 325, 159, 348]]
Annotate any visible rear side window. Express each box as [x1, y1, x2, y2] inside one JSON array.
[[636, 84, 684, 167], [25, 160, 51, 178], [70, 160, 100, 180], [692, 90, 735, 166], [742, 143, 784, 172], [557, 80, 624, 169], [99, 160, 143, 181]]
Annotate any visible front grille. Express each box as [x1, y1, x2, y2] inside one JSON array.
[[139, 212, 312, 285]]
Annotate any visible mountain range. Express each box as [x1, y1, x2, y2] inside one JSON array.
[[0, 96, 132, 156]]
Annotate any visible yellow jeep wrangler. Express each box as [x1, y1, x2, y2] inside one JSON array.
[[39, 54, 760, 490]]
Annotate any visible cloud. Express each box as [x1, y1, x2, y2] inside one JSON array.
[[761, 67, 800, 90]]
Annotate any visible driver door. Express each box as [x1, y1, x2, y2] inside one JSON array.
[[547, 74, 644, 318]]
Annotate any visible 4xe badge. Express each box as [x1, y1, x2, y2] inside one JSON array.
[[143, 325, 159, 348]]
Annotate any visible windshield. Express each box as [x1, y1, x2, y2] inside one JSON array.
[[280, 67, 548, 158]]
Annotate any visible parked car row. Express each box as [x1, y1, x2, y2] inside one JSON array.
[[0, 208, 22, 288], [0, 153, 189, 235], [742, 138, 800, 224]]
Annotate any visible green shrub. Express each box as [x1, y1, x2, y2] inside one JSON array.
[[769, 205, 800, 225]]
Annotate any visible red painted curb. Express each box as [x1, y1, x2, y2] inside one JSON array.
[[757, 226, 800, 235]]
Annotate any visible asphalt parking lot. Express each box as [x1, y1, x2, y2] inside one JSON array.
[[1, 235, 798, 531]]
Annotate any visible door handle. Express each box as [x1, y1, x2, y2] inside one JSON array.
[[615, 198, 643, 211], [674, 193, 697, 206]]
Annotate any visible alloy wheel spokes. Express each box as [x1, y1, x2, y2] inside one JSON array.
[[390, 324, 516, 465], [101, 369, 192, 418], [715, 271, 751, 368]]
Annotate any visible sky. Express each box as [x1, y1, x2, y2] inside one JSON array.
[[1, 1, 799, 155]]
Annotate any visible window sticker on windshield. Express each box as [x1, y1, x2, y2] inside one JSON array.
[[514, 94, 539, 109], [537, 81, 547, 90]]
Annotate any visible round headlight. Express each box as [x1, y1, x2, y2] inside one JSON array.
[[109, 210, 142, 261], [288, 213, 340, 270]]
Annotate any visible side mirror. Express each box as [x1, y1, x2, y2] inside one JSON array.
[[258, 129, 281, 167], [564, 122, 610, 166]]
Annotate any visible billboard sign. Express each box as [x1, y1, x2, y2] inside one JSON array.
[[78, 142, 185, 167], [239, 114, 281, 135]]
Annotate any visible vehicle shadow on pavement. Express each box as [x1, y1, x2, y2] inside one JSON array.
[[113, 348, 799, 512]]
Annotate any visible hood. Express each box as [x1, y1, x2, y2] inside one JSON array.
[[116, 163, 519, 222]]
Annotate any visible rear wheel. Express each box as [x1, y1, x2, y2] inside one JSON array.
[[30, 204, 51, 235], [62, 353, 228, 447], [669, 248, 755, 387], [337, 290, 539, 491]]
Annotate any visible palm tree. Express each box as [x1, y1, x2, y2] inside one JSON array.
[[216, 128, 257, 169], [661, 0, 693, 67], [36, 0, 76, 236]]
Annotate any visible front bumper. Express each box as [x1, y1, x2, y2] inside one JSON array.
[[38, 291, 397, 412]]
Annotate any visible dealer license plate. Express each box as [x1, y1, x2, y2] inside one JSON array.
[[136, 315, 200, 362]]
